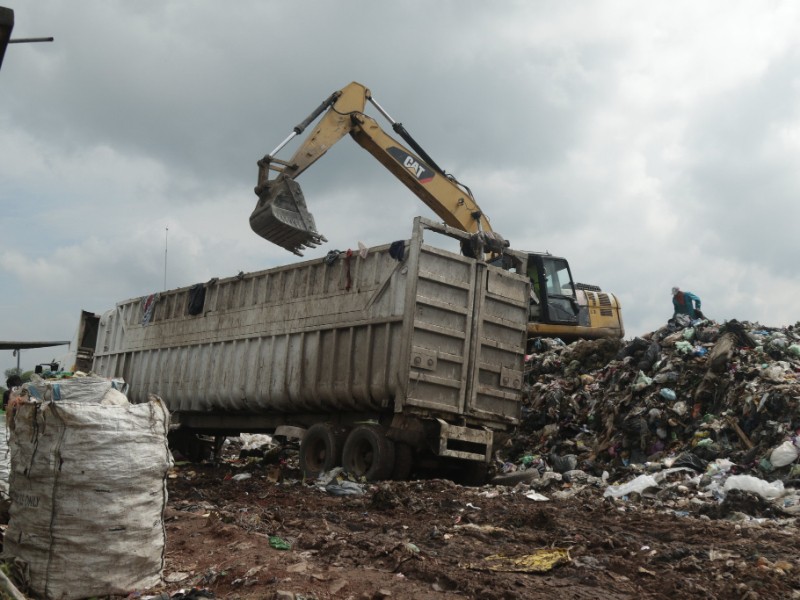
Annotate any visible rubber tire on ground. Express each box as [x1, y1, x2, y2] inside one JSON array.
[[342, 424, 396, 481], [391, 442, 414, 481], [299, 423, 345, 478]]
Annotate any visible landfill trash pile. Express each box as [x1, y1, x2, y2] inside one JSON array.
[[499, 316, 800, 514]]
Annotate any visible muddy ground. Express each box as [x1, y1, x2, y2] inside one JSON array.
[[144, 442, 800, 600]]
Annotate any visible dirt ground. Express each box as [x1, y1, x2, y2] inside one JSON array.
[[143, 441, 800, 600]]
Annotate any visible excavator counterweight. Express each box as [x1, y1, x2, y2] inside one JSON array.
[[250, 175, 326, 255]]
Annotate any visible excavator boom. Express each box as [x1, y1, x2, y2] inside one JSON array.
[[251, 82, 489, 254]]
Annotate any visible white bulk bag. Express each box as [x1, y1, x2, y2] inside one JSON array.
[[3, 378, 172, 600]]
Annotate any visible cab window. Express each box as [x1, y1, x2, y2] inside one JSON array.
[[542, 257, 575, 297]]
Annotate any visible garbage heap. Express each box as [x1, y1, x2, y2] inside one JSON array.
[[505, 317, 800, 492]]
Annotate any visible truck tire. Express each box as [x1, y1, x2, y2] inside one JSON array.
[[299, 423, 344, 478], [342, 424, 395, 481]]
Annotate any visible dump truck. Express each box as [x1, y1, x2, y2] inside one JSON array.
[[81, 218, 530, 481]]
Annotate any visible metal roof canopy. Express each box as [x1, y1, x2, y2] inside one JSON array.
[[0, 6, 54, 73], [0, 6, 13, 71], [1, 340, 70, 373], [0, 341, 70, 351]]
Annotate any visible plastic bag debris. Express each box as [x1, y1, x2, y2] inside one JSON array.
[[314, 467, 366, 496], [466, 548, 571, 573], [632, 371, 653, 392], [723, 475, 785, 499], [603, 474, 658, 498], [659, 388, 677, 401], [239, 433, 273, 450], [325, 480, 366, 496], [769, 439, 800, 468], [269, 536, 291, 550], [524, 491, 550, 502]]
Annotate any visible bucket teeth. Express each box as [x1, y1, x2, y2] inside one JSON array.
[[249, 176, 327, 256]]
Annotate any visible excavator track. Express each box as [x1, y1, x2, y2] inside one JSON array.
[[249, 175, 327, 256]]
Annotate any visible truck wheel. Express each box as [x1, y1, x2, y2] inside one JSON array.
[[342, 424, 395, 481], [391, 442, 414, 481], [299, 423, 344, 478]]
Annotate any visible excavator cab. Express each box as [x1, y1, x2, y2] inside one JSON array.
[[527, 252, 624, 342], [250, 174, 326, 256], [529, 254, 580, 326]]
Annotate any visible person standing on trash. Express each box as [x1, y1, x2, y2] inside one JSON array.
[[3, 374, 22, 411], [672, 286, 704, 319]]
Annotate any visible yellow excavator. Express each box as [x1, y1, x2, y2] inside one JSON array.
[[250, 82, 623, 341]]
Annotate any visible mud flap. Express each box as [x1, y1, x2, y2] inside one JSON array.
[[250, 175, 327, 255]]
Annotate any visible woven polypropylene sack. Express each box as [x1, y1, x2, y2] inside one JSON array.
[[3, 386, 172, 600], [0, 425, 9, 498]]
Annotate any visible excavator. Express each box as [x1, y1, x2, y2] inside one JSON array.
[[250, 82, 623, 342]]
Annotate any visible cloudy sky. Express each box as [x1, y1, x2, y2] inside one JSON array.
[[2, 1, 799, 376]]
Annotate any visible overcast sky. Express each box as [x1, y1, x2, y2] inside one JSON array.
[[2, 1, 799, 376]]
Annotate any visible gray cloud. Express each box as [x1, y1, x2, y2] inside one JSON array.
[[3, 0, 800, 375]]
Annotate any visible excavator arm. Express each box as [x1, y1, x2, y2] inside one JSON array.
[[251, 82, 491, 255]]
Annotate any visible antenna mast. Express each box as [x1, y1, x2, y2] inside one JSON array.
[[164, 225, 168, 290]]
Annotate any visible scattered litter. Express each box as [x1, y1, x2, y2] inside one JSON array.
[[524, 491, 549, 502], [466, 548, 571, 573], [238, 433, 273, 450], [769, 439, 800, 468], [325, 480, 366, 496], [723, 475, 785, 500], [603, 475, 658, 498], [269, 536, 291, 550]]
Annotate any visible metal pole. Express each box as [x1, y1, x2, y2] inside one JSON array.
[[8, 37, 54, 44], [164, 226, 168, 290]]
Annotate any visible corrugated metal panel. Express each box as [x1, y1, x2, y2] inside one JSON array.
[[94, 240, 411, 414], [401, 244, 474, 415], [467, 266, 529, 424], [400, 249, 528, 426], [92, 218, 529, 429]]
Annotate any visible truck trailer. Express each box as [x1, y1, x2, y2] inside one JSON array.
[[81, 218, 530, 481]]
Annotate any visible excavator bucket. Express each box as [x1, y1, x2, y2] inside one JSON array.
[[249, 175, 327, 256]]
